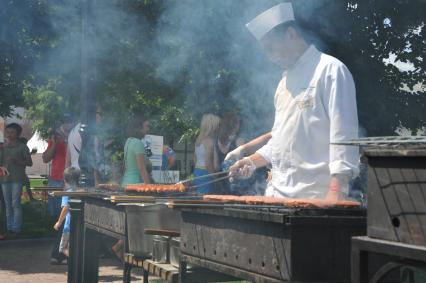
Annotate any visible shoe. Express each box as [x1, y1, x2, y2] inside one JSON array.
[[50, 257, 62, 265], [50, 252, 67, 265], [57, 252, 67, 262], [50, 257, 67, 265]]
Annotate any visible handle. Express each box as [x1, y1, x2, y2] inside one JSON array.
[[144, 229, 180, 237]]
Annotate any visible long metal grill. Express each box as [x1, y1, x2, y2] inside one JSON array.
[[333, 136, 426, 147]]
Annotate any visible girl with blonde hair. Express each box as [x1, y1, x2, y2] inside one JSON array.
[[193, 114, 220, 193]]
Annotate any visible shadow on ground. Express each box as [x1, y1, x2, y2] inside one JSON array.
[[0, 238, 144, 283]]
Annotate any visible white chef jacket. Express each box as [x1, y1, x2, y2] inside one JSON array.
[[257, 45, 359, 199], [68, 123, 82, 169]]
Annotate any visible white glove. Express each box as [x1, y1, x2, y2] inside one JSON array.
[[224, 146, 245, 161], [229, 157, 256, 182]]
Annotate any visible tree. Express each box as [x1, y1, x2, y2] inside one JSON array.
[[293, 0, 426, 135], [0, 0, 55, 116], [3, 0, 425, 142]]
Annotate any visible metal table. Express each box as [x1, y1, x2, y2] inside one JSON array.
[[65, 193, 127, 283], [351, 236, 426, 283]]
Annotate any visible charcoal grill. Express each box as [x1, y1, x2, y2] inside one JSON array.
[[60, 188, 187, 283], [175, 204, 366, 283], [344, 136, 426, 283], [339, 136, 426, 246]]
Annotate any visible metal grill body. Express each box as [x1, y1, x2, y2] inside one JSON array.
[[179, 207, 366, 283], [84, 199, 126, 235], [341, 137, 426, 282], [364, 143, 426, 246]]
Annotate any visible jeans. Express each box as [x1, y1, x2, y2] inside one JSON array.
[[51, 222, 65, 259], [193, 168, 214, 194], [1, 182, 23, 233], [0, 186, 7, 234], [47, 179, 64, 217]]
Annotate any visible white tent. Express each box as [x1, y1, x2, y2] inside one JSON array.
[[27, 131, 48, 153], [26, 131, 49, 176]]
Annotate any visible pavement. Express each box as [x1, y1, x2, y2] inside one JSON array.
[[0, 238, 148, 283]]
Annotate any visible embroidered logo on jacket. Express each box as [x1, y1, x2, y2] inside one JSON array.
[[296, 96, 314, 109]]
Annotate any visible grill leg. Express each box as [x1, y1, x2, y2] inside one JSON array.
[[178, 256, 187, 283], [123, 263, 132, 283], [82, 227, 100, 283], [351, 239, 369, 283], [68, 199, 84, 283], [143, 269, 149, 283]]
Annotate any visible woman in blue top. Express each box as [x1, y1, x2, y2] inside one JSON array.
[[121, 116, 152, 186]]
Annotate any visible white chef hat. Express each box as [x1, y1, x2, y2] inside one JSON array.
[[246, 2, 295, 41]]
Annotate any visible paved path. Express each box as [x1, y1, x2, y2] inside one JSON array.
[[0, 238, 149, 283]]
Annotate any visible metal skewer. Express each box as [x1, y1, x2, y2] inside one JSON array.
[[186, 175, 231, 190], [178, 171, 229, 184]]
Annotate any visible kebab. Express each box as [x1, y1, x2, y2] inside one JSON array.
[[203, 194, 361, 208]]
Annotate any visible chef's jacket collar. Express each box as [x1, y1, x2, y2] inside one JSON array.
[[287, 45, 319, 74]]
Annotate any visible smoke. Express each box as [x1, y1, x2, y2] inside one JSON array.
[[150, 0, 287, 137], [33, 1, 150, 95], [26, 0, 332, 139]]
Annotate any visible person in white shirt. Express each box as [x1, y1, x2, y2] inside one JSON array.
[[66, 122, 82, 170], [230, 3, 359, 202]]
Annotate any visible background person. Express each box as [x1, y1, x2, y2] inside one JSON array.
[[18, 137, 34, 201], [161, 145, 176, 171], [0, 123, 33, 238], [121, 115, 152, 186], [66, 120, 81, 169], [42, 115, 74, 215], [214, 112, 244, 193], [53, 167, 80, 258], [214, 112, 244, 169], [192, 114, 220, 194], [43, 115, 74, 264]]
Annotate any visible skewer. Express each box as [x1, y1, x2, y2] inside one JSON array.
[[109, 195, 156, 203], [178, 171, 229, 184], [186, 175, 231, 190], [165, 202, 295, 210]]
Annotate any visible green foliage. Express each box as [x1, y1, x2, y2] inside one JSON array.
[[294, 0, 426, 134], [1, 0, 425, 140], [0, 0, 55, 116], [22, 79, 66, 139]]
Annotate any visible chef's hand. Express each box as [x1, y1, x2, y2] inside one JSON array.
[[224, 146, 245, 161], [229, 157, 256, 182], [324, 174, 349, 204]]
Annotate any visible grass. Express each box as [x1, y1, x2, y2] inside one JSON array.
[[19, 178, 55, 238], [29, 178, 48, 188], [20, 199, 56, 238], [0, 178, 56, 238]]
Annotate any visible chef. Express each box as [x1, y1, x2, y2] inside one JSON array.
[[229, 2, 359, 202]]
